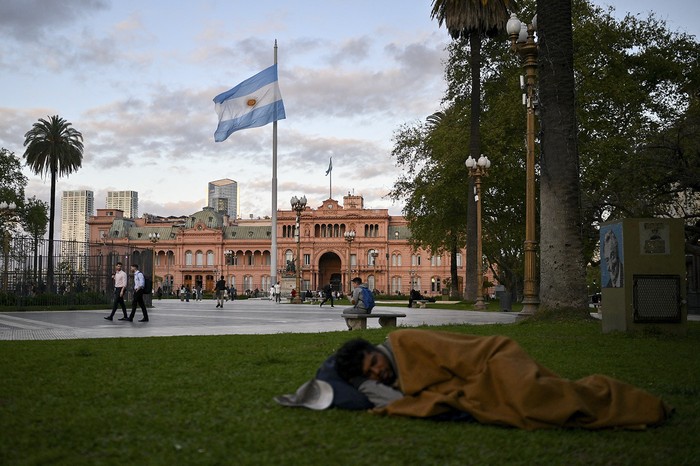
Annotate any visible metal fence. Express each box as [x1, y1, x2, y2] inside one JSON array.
[[0, 235, 152, 308]]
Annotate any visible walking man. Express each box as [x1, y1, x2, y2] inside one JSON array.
[[215, 275, 227, 308], [128, 264, 149, 322], [105, 262, 129, 321], [319, 283, 334, 308], [274, 281, 281, 303]]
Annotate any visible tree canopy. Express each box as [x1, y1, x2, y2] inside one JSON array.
[[390, 0, 700, 301]]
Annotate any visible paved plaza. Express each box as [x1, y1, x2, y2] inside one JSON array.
[[0, 298, 519, 341]]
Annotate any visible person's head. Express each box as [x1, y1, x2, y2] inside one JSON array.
[[220, 275, 224, 280], [131, 264, 139, 272], [335, 338, 395, 385], [351, 277, 362, 288], [115, 262, 123, 270], [604, 230, 619, 271]]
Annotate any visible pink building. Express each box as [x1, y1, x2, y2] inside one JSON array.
[[88, 194, 489, 297]]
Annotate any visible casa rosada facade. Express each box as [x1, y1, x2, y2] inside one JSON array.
[[88, 194, 487, 297]]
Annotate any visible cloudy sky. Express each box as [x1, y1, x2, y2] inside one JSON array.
[[1, 0, 697, 231]]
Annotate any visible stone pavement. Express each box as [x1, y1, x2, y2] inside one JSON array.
[[0, 298, 518, 341]]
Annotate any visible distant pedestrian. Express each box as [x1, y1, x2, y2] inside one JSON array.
[[274, 281, 281, 303], [215, 275, 227, 308], [269, 284, 275, 300], [105, 262, 129, 321], [128, 264, 149, 322], [319, 283, 334, 308]]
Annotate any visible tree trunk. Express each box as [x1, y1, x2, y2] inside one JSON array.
[[536, 0, 588, 312], [450, 238, 460, 299], [47, 168, 56, 293], [465, 31, 482, 303]]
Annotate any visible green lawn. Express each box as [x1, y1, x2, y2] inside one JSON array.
[[1, 318, 698, 465]]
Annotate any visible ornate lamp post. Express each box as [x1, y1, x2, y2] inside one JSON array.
[[507, 13, 540, 318], [371, 250, 379, 291], [465, 155, 491, 311], [0, 201, 17, 291], [290, 195, 307, 304], [225, 249, 233, 290], [344, 230, 356, 294], [148, 232, 160, 295]]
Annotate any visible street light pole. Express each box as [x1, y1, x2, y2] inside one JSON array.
[[290, 195, 307, 304], [344, 230, 356, 294], [465, 155, 491, 311], [148, 232, 160, 296], [507, 13, 540, 318]]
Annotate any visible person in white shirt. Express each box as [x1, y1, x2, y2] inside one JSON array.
[[274, 281, 281, 303], [128, 264, 149, 322], [105, 262, 129, 321]]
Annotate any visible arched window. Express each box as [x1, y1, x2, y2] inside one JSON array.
[[185, 250, 193, 266], [367, 249, 377, 266], [397, 254, 402, 266], [244, 275, 253, 292], [367, 275, 375, 291], [206, 250, 214, 266], [456, 253, 462, 267], [195, 251, 203, 266], [391, 276, 402, 295], [431, 277, 441, 292]]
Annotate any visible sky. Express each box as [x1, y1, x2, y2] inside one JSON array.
[[1, 0, 698, 233]]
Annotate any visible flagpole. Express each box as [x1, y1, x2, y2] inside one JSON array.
[[271, 40, 279, 285]]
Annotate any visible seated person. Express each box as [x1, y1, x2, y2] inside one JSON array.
[[327, 329, 672, 430]]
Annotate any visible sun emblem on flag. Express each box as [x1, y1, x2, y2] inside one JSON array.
[[247, 98, 257, 107]]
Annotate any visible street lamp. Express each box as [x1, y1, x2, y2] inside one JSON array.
[[507, 13, 540, 318], [225, 249, 233, 290], [148, 232, 160, 295], [344, 229, 356, 294], [465, 155, 491, 311], [0, 201, 17, 291], [290, 195, 307, 304]]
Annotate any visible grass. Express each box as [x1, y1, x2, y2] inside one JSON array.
[[1, 319, 698, 465]]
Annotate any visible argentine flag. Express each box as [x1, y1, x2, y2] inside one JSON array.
[[213, 64, 286, 142]]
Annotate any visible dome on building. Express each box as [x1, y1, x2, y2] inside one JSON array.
[[188, 207, 224, 229]]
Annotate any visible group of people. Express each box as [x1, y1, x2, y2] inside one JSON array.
[[104, 262, 149, 322]]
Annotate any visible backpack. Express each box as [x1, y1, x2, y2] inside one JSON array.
[[359, 286, 375, 311], [143, 274, 153, 294]]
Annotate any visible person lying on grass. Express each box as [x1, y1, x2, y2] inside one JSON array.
[[278, 329, 673, 430]]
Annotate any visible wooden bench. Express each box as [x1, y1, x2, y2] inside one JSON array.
[[342, 312, 407, 330]]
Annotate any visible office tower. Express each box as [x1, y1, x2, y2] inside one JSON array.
[[106, 190, 138, 219], [208, 179, 239, 218], [60, 190, 94, 271]]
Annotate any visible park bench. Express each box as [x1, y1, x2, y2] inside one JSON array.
[[342, 312, 407, 330]]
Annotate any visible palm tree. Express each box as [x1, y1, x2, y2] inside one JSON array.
[[430, 0, 517, 302], [536, 0, 587, 312], [23, 115, 84, 293]]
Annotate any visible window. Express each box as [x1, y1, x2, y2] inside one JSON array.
[[431, 277, 441, 292], [207, 251, 214, 266], [285, 250, 293, 264], [350, 254, 357, 268], [185, 250, 192, 266], [247, 253, 254, 266], [456, 253, 462, 267], [196, 251, 203, 266], [430, 255, 442, 267], [411, 254, 421, 266], [391, 277, 402, 295], [303, 254, 311, 266], [367, 275, 375, 291], [397, 254, 402, 266], [368, 249, 377, 266], [244, 275, 253, 291]]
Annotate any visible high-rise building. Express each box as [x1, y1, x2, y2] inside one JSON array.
[[60, 190, 94, 272], [208, 179, 239, 218], [106, 190, 138, 219]]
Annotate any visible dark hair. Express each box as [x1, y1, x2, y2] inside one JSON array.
[[335, 338, 375, 381], [132, 264, 139, 269], [351, 277, 362, 284], [116, 262, 122, 266]]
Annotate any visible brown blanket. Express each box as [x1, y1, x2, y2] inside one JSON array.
[[374, 329, 672, 430]]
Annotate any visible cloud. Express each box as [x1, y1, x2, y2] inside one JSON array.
[[0, 0, 109, 42]]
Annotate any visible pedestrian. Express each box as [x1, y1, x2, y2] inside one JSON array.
[[105, 262, 129, 321], [215, 275, 227, 308], [269, 284, 275, 300], [156, 286, 163, 300], [128, 264, 149, 322], [274, 281, 281, 303], [319, 283, 334, 308]]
